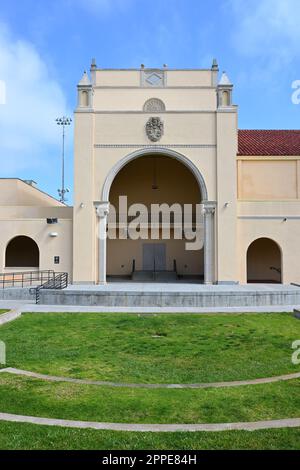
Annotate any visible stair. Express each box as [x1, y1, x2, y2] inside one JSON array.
[[132, 271, 178, 282]]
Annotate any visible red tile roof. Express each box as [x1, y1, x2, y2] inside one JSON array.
[[238, 130, 300, 156]]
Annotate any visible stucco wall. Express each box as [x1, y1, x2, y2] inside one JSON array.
[[0, 206, 73, 278], [3, 69, 300, 286], [73, 67, 300, 285], [237, 201, 300, 284], [107, 236, 204, 276], [73, 68, 221, 284], [0, 180, 73, 279], [246, 238, 281, 283], [238, 157, 300, 200], [0, 179, 66, 207]]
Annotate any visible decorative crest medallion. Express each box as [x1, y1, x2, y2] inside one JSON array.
[[146, 117, 164, 142], [143, 98, 166, 113]]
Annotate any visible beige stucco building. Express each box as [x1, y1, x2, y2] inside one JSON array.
[[1, 60, 300, 286]]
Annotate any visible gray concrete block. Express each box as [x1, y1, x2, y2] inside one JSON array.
[[39, 286, 300, 308]]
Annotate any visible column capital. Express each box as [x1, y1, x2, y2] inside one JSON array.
[[94, 201, 110, 219], [203, 201, 216, 215]]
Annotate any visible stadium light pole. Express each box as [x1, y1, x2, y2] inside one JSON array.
[[56, 116, 72, 203]]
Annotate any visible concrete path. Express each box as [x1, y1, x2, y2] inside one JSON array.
[[20, 305, 300, 313], [66, 283, 300, 293], [0, 307, 22, 326], [0, 300, 299, 314], [0, 412, 299, 432], [1, 367, 300, 389]]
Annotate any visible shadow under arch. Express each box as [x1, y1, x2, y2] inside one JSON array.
[[5, 235, 40, 268], [246, 237, 282, 284], [101, 147, 208, 203]]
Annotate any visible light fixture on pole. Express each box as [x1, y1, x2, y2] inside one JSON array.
[[56, 116, 72, 203]]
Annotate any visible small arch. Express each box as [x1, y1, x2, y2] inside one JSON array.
[[5, 236, 39, 268], [143, 98, 166, 113], [101, 147, 208, 202], [247, 237, 282, 283], [222, 90, 230, 106], [80, 90, 89, 107]]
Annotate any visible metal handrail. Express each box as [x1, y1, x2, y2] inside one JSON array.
[[0, 270, 55, 289], [173, 259, 177, 274], [131, 259, 136, 274], [34, 272, 68, 304]]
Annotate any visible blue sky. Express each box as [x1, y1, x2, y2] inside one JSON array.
[[0, 0, 299, 202]]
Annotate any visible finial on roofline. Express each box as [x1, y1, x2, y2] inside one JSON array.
[[211, 58, 219, 71]]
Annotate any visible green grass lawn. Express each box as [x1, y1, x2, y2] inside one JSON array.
[[0, 312, 299, 383], [0, 312, 300, 450], [0, 374, 299, 424], [0, 421, 299, 450], [0, 310, 8, 315]]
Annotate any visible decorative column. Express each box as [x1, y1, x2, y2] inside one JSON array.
[[95, 202, 110, 284], [203, 202, 216, 285]]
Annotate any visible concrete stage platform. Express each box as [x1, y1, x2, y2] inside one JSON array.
[[38, 283, 300, 309]]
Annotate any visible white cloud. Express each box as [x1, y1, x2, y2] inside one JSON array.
[[0, 23, 70, 174], [229, 0, 300, 63]]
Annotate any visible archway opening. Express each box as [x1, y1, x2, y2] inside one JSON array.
[[247, 238, 282, 283], [106, 154, 205, 282], [5, 236, 39, 269]]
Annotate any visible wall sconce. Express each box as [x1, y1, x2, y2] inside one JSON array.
[[80, 203, 85, 209], [283, 218, 287, 222], [224, 202, 230, 208], [47, 218, 58, 224], [49, 232, 58, 238]]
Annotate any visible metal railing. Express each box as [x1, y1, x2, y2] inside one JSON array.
[[0, 270, 55, 289], [33, 272, 69, 304], [173, 259, 178, 276], [131, 259, 136, 275]]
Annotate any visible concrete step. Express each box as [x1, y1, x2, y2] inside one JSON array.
[[132, 271, 155, 282], [38, 285, 300, 308], [132, 271, 178, 282], [155, 271, 178, 282], [0, 288, 35, 301]]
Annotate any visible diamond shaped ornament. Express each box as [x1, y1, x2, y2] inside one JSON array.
[[146, 73, 163, 86]]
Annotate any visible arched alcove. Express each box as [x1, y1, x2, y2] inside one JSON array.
[[247, 238, 282, 283], [98, 148, 214, 284], [5, 236, 39, 268]]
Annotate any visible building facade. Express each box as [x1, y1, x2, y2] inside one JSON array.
[[1, 61, 300, 285]]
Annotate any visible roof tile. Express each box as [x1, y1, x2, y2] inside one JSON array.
[[238, 130, 300, 156]]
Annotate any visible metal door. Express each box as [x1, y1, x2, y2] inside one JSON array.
[[143, 244, 166, 271]]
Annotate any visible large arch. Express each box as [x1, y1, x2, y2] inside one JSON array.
[[247, 237, 282, 284], [97, 148, 214, 284], [101, 147, 208, 202], [5, 236, 39, 269]]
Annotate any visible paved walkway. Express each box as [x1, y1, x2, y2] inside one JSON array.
[[0, 412, 299, 432], [0, 301, 299, 315], [0, 307, 22, 326], [66, 283, 300, 293], [1, 367, 300, 389]]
